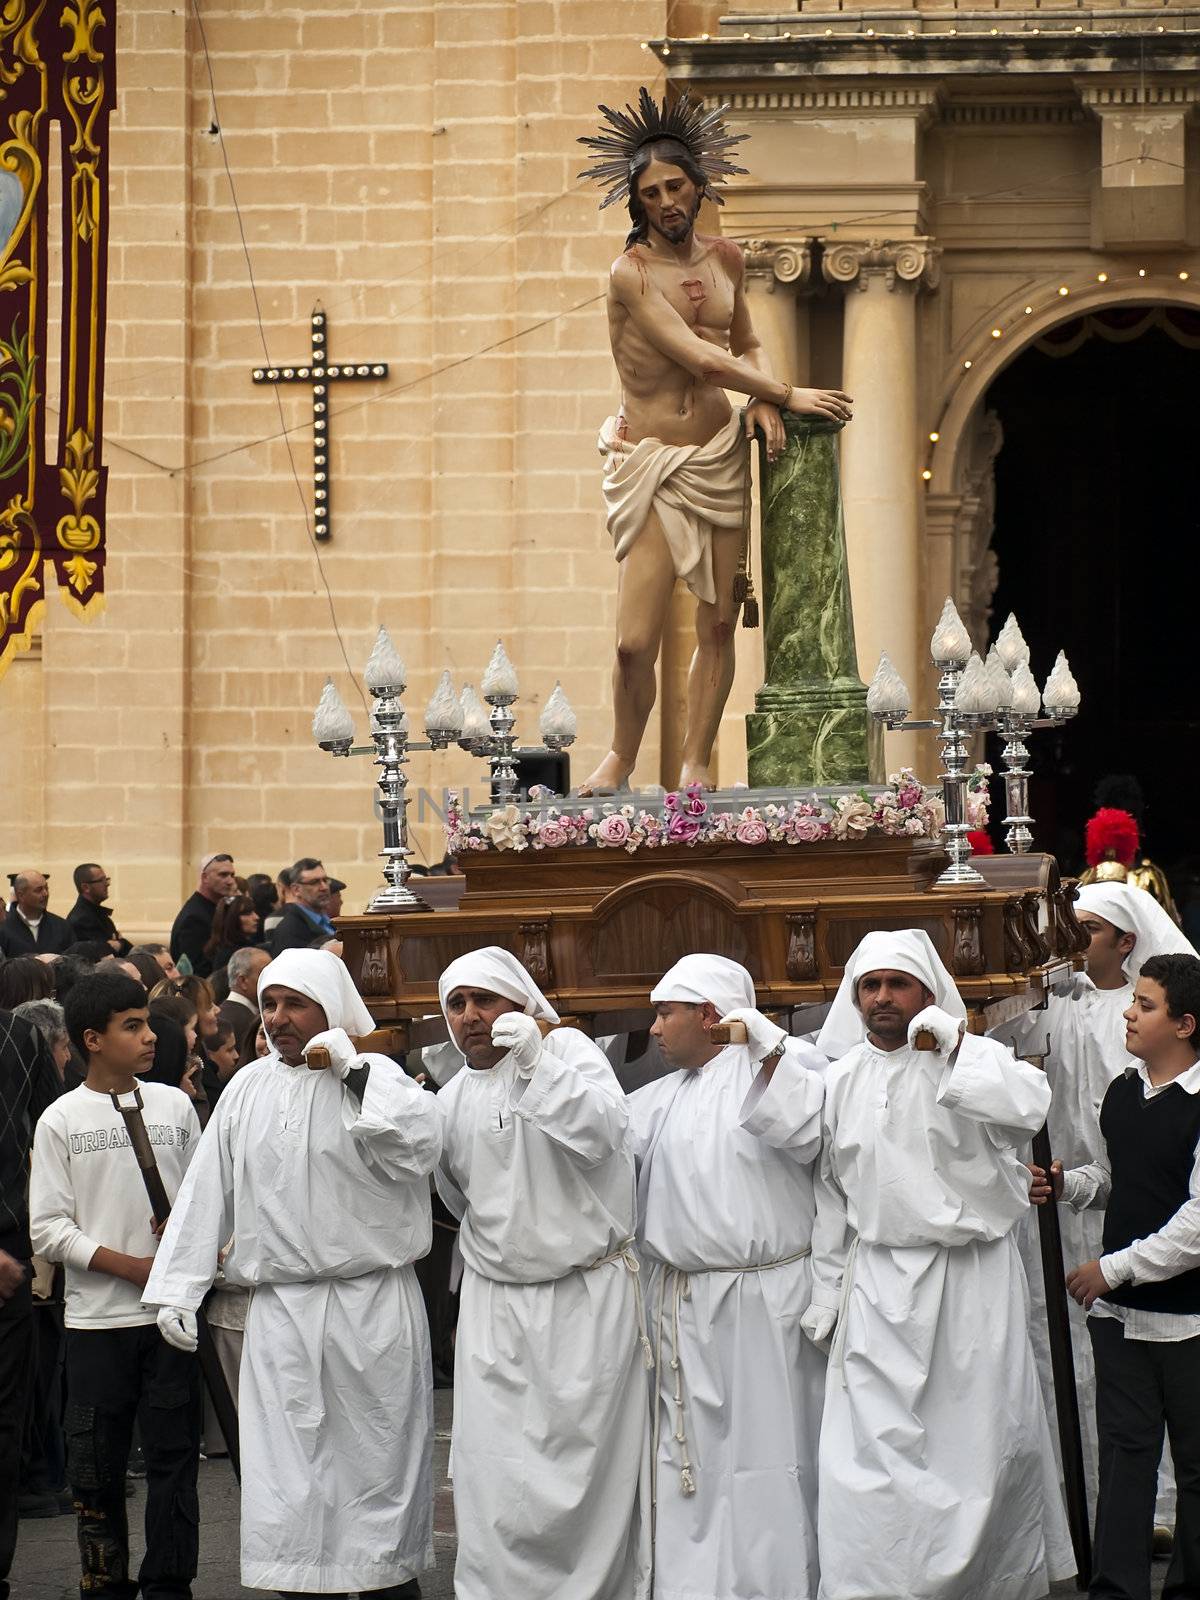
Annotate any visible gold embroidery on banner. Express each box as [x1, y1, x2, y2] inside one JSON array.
[[56, 423, 100, 586], [0, 0, 110, 670], [0, 492, 39, 625], [60, 1, 103, 65], [0, 1, 47, 85]]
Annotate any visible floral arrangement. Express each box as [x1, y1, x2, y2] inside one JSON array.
[[445, 767, 991, 857]]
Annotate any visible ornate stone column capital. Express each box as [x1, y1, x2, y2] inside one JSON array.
[[739, 238, 814, 291], [819, 237, 941, 294]]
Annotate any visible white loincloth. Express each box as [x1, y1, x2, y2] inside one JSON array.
[[598, 414, 747, 605]]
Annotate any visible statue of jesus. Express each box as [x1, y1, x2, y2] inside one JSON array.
[[577, 91, 853, 794]]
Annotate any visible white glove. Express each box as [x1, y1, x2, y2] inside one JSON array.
[[1052, 969, 1093, 1001], [908, 1005, 965, 1056], [491, 1012, 543, 1077], [156, 1305, 198, 1353], [302, 1027, 359, 1081], [719, 1007, 787, 1062], [800, 1303, 837, 1348]]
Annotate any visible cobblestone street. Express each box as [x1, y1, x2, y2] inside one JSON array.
[[8, 1388, 1172, 1600]]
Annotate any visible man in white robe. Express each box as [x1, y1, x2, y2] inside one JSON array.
[[144, 948, 442, 1598], [807, 929, 1074, 1600], [630, 954, 828, 1600], [995, 881, 1195, 1521], [434, 947, 650, 1600]]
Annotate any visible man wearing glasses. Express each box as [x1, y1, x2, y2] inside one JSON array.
[[66, 864, 131, 956], [267, 859, 338, 956]]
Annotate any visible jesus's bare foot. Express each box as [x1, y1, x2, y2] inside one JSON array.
[[578, 751, 634, 796], [676, 761, 717, 791]]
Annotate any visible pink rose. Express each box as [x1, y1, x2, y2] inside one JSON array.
[[595, 813, 632, 846], [536, 819, 571, 849], [734, 810, 769, 845], [682, 785, 708, 818], [789, 815, 826, 844], [667, 812, 703, 844]]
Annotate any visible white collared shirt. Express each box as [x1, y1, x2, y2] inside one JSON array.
[[1063, 1056, 1200, 1342]]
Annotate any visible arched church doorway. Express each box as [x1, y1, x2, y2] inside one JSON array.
[[982, 305, 1199, 884]]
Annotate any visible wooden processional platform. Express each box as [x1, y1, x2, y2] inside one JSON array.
[[338, 836, 1089, 1050]]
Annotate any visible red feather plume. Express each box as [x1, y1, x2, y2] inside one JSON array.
[[1085, 807, 1140, 868], [967, 830, 995, 856]]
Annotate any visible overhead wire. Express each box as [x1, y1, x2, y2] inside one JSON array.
[[96, 139, 1186, 484], [191, 0, 367, 706]]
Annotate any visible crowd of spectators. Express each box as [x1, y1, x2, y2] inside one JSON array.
[[0, 849, 354, 1582]]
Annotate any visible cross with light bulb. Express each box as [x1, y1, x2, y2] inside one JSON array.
[[251, 308, 389, 543], [867, 599, 1080, 886], [312, 628, 577, 911]]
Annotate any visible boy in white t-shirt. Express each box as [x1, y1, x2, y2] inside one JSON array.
[[30, 971, 202, 1600]]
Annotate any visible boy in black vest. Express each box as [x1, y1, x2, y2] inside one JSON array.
[[1033, 951, 1200, 1600]]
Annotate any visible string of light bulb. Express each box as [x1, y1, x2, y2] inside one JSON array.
[[920, 262, 1196, 482]]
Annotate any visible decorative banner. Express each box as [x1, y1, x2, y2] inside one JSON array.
[[0, 1, 113, 679]]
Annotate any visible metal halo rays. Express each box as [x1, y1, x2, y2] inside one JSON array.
[[577, 86, 749, 211]]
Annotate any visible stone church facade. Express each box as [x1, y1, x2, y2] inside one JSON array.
[[4, 0, 1194, 933]]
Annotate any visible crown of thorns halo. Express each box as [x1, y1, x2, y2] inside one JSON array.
[[576, 87, 749, 211]]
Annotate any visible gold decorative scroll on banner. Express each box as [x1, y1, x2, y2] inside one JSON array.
[[0, 0, 113, 679]]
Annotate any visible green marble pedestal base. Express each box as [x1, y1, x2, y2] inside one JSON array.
[[747, 681, 883, 788], [746, 413, 883, 789]]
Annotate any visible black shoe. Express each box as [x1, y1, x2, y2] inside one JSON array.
[[126, 1445, 146, 1479], [365, 1583, 421, 1599]]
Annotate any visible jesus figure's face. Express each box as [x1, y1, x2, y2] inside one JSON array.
[[634, 158, 701, 247]]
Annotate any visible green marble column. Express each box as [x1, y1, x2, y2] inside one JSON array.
[[746, 414, 883, 788]]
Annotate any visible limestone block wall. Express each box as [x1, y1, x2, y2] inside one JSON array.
[[5, 0, 756, 935]]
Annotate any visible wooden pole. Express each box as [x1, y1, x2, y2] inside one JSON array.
[[1031, 1116, 1092, 1588], [110, 1086, 241, 1481]]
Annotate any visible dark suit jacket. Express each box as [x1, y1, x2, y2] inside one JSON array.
[[0, 907, 73, 958], [170, 891, 217, 977], [267, 904, 328, 957], [65, 896, 130, 955]]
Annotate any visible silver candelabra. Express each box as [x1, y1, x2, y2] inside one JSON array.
[[867, 600, 1080, 887], [313, 630, 577, 911]]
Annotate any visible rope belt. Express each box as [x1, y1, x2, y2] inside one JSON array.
[[650, 1247, 813, 1503], [587, 1239, 654, 1371]]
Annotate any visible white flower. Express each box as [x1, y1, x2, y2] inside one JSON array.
[[484, 804, 526, 851]]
